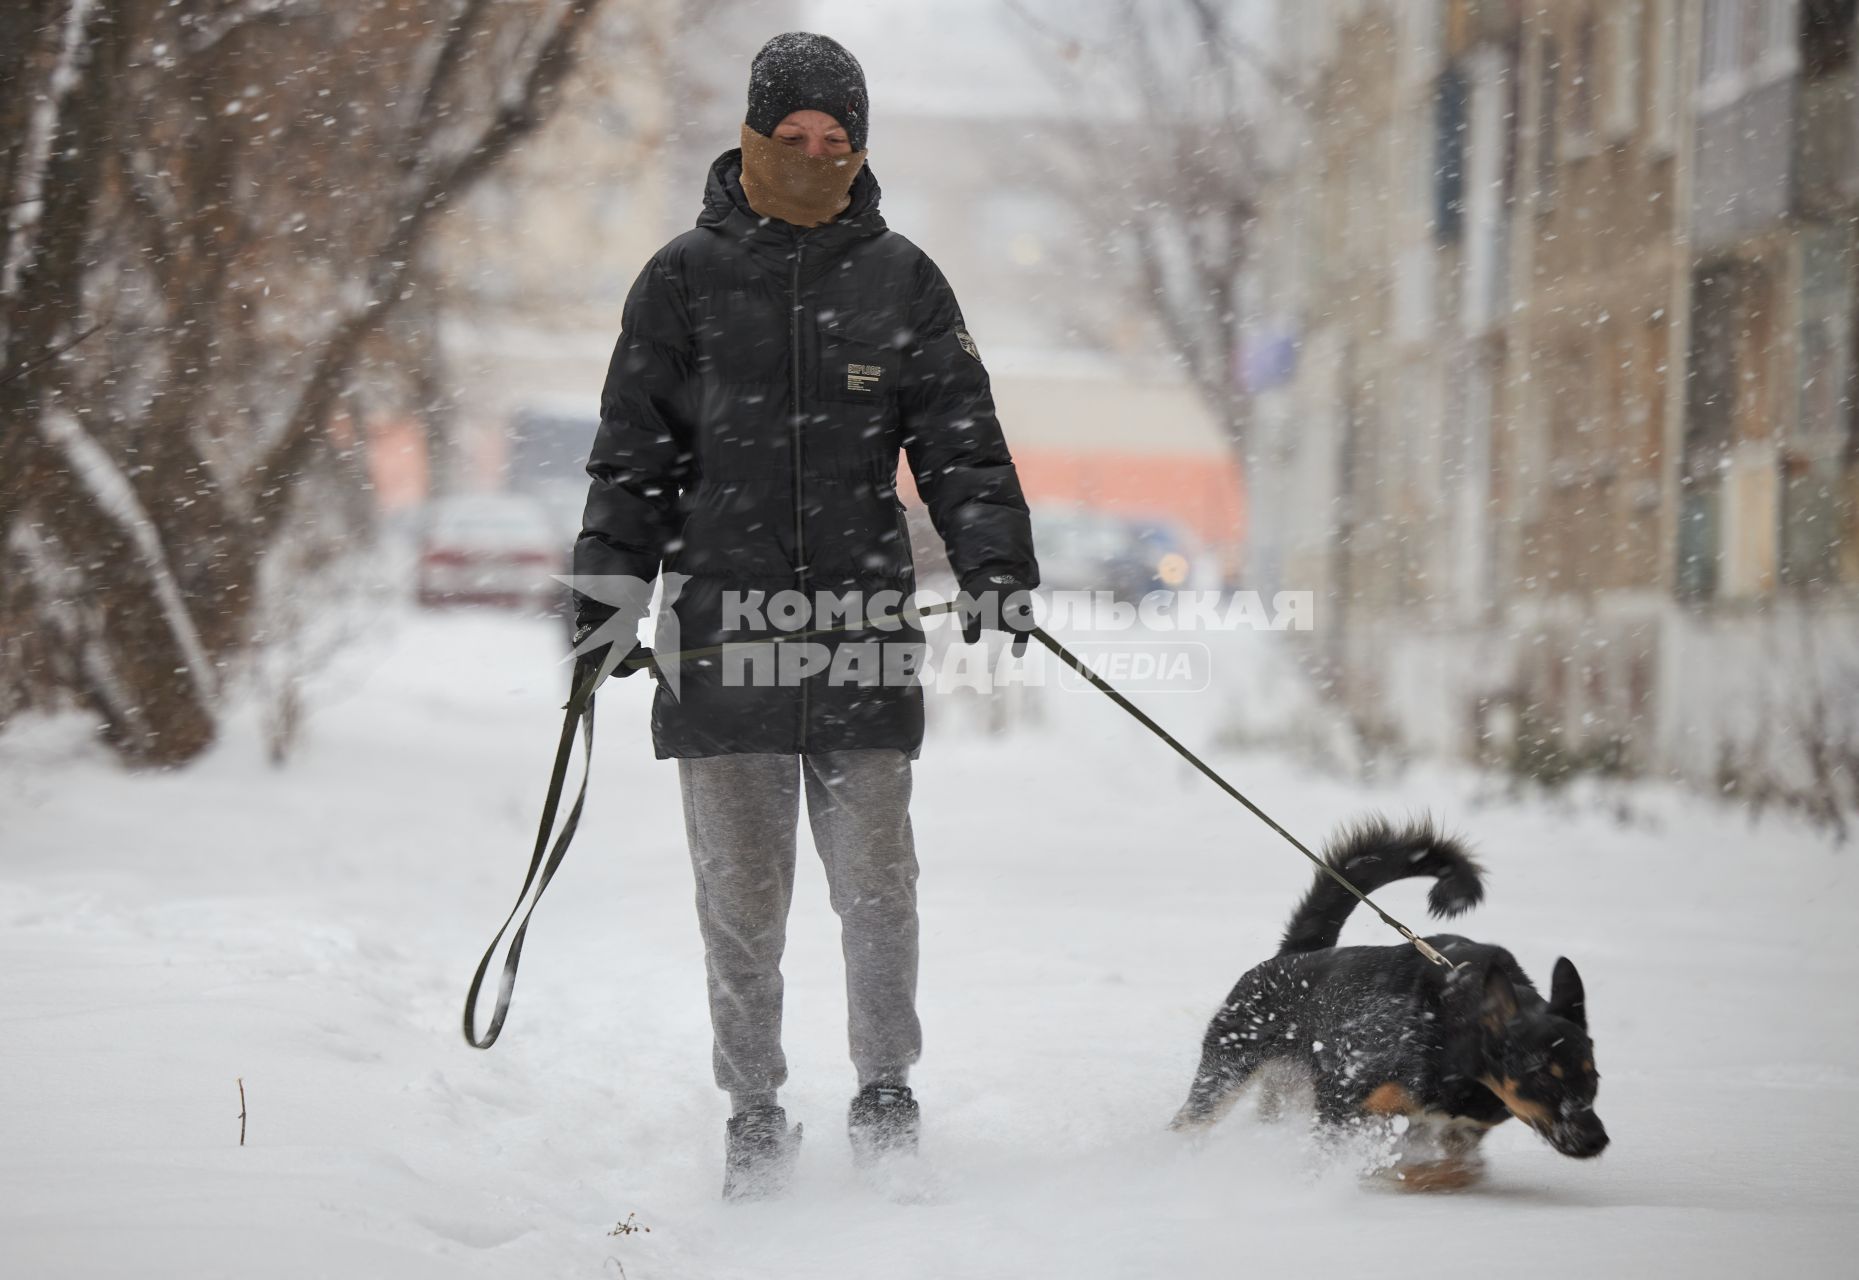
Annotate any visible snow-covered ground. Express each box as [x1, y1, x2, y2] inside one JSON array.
[[4, 609, 1857, 1278]]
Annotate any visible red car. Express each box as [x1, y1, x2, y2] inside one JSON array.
[[415, 493, 566, 611]]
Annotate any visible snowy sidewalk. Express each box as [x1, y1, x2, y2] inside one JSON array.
[[3, 610, 1856, 1278]]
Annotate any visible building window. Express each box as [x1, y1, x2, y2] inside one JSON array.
[[1779, 455, 1846, 586], [1762, 0, 1801, 73], [1572, 12, 1600, 148], [1797, 234, 1854, 447], [1676, 486, 1723, 599], [1686, 269, 1741, 453], [1649, 0, 1680, 151], [1802, 0, 1857, 78], [1679, 266, 1742, 601], [1701, 0, 1744, 95], [1536, 33, 1561, 210], [1783, 227, 1857, 588], [1701, 0, 1803, 109], [1605, 0, 1643, 139], [1434, 63, 1468, 243]]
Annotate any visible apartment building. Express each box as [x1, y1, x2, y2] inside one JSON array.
[[1253, 0, 1858, 796]]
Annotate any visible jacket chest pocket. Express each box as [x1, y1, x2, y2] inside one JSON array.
[[816, 322, 902, 405]]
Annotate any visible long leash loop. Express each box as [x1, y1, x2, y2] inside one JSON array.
[[462, 667, 602, 1049]]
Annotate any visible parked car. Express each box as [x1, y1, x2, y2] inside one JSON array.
[[1123, 519, 1204, 592], [1031, 506, 1205, 602], [415, 493, 567, 612]]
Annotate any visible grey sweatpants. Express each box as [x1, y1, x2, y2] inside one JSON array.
[[677, 749, 921, 1107]]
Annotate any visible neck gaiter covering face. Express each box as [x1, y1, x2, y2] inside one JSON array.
[[737, 123, 867, 228]]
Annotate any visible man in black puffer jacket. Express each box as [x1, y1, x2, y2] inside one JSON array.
[[570, 32, 1038, 1200]]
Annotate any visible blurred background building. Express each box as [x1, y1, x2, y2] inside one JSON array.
[[1249, 0, 1858, 801]]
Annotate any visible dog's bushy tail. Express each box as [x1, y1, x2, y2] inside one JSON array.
[[1277, 815, 1484, 955]]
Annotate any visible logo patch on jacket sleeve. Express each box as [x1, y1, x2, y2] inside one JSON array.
[[846, 362, 885, 393], [956, 328, 981, 362]]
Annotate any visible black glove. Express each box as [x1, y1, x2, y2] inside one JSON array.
[[958, 578, 1038, 655], [570, 620, 651, 697]]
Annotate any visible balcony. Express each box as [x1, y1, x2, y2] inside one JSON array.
[[1692, 12, 1857, 250]]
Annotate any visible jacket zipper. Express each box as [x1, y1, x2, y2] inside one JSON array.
[[789, 238, 809, 754]]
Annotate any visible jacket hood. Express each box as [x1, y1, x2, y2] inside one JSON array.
[[697, 148, 887, 246]]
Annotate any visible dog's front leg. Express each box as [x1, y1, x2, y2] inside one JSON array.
[[1368, 1119, 1491, 1192]]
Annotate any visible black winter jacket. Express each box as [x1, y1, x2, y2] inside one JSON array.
[[574, 149, 1038, 758]]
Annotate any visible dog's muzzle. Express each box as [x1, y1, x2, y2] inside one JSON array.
[[1546, 1113, 1610, 1159]]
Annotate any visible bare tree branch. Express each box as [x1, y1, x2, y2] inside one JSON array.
[[2, 0, 623, 764], [403, 0, 496, 172], [0, 318, 104, 389], [249, 0, 605, 539], [1009, 0, 1262, 464], [182, 0, 310, 57]]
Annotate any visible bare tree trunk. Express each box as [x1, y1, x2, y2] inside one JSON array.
[[0, 0, 612, 765]]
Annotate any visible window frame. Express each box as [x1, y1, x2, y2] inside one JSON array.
[[1535, 30, 1562, 212], [1648, 0, 1680, 153], [1699, 0, 1802, 113], [1605, 0, 1644, 140], [1568, 11, 1601, 153]]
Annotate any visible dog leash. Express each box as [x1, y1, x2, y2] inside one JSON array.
[[1020, 627, 1453, 970], [462, 598, 1449, 1048]]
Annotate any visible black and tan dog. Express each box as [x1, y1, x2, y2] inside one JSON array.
[[1171, 817, 1607, 1188]]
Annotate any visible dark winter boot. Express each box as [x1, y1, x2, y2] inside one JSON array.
[[722, 1104, 802, 1201], [848, 1083, 919, 1167]]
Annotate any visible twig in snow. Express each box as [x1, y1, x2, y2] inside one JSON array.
[[606, 1211, 651, 1273], [238, 1077, 246, 1146]]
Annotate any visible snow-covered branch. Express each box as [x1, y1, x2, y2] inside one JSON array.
[[7, 520, 147, 739], [181, 0, 310, 57], [36, 410, 221, 705], [2, 0, 101, 303]]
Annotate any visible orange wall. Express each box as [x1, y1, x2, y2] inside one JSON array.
[[375, 410, 1247, 566], [901, 446, 1247, 575], [1010, 447, 1246, 553], [365, 415, 431, 511]]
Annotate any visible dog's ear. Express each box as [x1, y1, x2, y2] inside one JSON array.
[[1549, 956, 1587, 1030], [1480, 963, 1520, 1034]]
